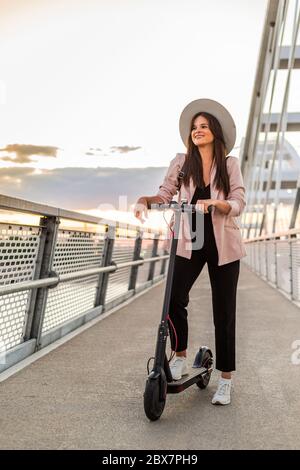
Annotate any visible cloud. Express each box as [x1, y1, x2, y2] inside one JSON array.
[[85, 147, 103, 155], [85, 145, 141, 157], [0, 144, 59, 164], [110, 146, 141, 153], [0, 166, 167, 209]]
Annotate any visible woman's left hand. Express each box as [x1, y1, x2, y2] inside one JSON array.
[[195, 199, 217, 214]]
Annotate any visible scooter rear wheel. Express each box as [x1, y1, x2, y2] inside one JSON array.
[[196, 348, 213, 390], [144, 373, 167, 421]]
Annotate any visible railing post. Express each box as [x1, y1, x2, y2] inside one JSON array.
[[264, 240, 267, 279], [23, 216, 60, 350], [289, 237, 293, 300], [128, 228, 143, 292], [94, 225, 115, 309], [265, 239, 269, 281], [275, 237, 279, 288], [148, 233, 159, 281]]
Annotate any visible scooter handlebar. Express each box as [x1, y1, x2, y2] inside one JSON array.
[[151, 201, 214, 213]]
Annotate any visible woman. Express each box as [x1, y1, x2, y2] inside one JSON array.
[[134, 98, 246, 405]]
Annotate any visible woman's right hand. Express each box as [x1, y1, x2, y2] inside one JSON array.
[[133, 197, 148, 223]]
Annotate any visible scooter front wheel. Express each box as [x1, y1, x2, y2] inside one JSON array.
[[144, 372, 167, 421]]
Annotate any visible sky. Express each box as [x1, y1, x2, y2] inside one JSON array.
[[0, 0, 269, 171]]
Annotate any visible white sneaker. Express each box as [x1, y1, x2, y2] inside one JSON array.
[[169, 356, 188, 381], [211, 378, 232, 405]]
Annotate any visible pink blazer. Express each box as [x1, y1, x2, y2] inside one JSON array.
[[156, 153, 247, 266]]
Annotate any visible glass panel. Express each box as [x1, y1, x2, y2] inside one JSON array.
[[282, 0, 299, 46], [285, 131, 300, 158], [265, 204, 275, 234], [287, 69, 300, 113], [296, 206, 300, 229], [252, 133, 277, 235], [269, 69, 289, 114], [263, 69, 275, 114], [274, 201, 295, 231]]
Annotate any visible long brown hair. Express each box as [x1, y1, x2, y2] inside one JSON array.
[[181, 112, 230, 198]]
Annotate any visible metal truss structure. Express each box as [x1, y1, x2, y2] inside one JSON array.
[[240, 0, 300, 238]]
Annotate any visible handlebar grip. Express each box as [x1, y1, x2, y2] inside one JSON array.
[[148, 202, 214, 212]]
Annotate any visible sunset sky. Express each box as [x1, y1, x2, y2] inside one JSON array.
[[0, 0, 269, 173]]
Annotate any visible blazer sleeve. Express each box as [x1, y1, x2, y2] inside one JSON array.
[[156, 153, 185, 204], [226, 156, 246, 217]]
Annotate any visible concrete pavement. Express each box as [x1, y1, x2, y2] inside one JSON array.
[[0, 263, 300, 450]]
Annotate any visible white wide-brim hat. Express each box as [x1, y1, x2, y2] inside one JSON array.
[[179, 98, 236, 154]]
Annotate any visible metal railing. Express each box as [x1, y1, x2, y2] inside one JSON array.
[[243, 227, 300, 307], [0, 194, 169, 373]]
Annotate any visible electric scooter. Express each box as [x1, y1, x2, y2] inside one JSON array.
[[143, 199, 214, 421]]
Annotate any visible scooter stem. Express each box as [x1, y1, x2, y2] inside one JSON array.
[[153, 202, 183, 373]]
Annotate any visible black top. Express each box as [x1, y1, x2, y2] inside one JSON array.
[[190, 183, 215, 246]]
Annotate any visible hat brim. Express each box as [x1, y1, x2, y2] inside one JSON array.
[[179, 98, 236, 154]]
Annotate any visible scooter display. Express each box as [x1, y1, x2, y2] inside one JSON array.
[[144, 199, 214, 421]]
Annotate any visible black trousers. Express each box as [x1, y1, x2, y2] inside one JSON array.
[[168, 246, 240, 372]]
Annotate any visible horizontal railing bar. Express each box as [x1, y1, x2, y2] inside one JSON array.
[[112, 255, 169, 270], [0, 277, 59, 295], [0, 193, 164, 234], [244, 227, 300, 243], [0, 254, 169, 296]]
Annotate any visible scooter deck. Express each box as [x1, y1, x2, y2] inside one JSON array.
[[167, 366, 208, 394]]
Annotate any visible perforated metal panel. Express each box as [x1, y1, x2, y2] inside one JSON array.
[[154, 240, 167, 278], [254, 243, 260, 273], [248, 243, 254, 269], [248, 243, 254, 270], [291, 240, 300, 301], [243, 243, 253, 268], [105, 237, 136, 303], [276, 241, 291, 294], [42, 230, 105, 333], [266, 241, 276, 284], [259, 241, 267, 277], [254, 243, 259, 273], [136, 238, 155, 287], [0, 224, 41, 350]]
